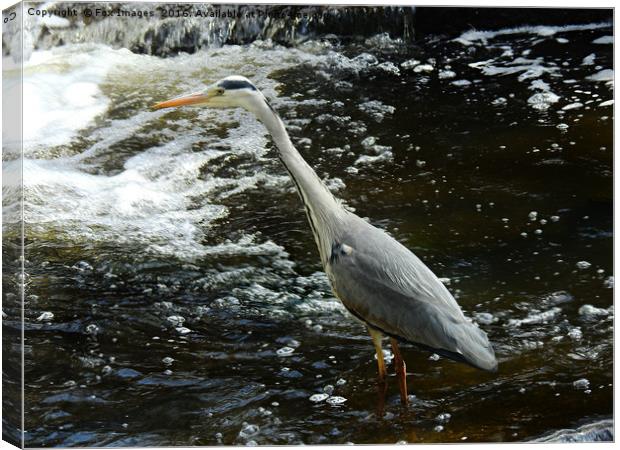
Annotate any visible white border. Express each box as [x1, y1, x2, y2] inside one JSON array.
[[0, 1, 616, 450]]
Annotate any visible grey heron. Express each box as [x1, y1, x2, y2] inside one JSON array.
[[153, 75, 498, 405]]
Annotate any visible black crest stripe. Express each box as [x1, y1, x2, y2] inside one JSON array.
[[218, 79, 257, 91]]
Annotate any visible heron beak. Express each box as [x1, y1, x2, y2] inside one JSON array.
[[152, 91, 211, 110]]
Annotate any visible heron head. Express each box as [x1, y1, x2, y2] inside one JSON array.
[[152, 75, 262, 111]]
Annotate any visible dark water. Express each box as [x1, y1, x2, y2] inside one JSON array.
[[2, 14, 613, 446]]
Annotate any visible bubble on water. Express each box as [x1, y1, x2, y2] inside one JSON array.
[[434, 425, 444, 432], [508, 307, 562, 327], [176, 327, 191, 335], [451, 79, 472, 86], [528, 211, 538, 220], [72, 261, 93, 271], [438, 277, 451, 285], [326, 396, 347, 405], [599, 99, 613, 107], [546, 291, 573, 305], [166, 315, 185, 326], [578, 304, 611, 319], [540, 219, 548, 225], [604, 276, 614, 288], [361, 136, 376, 149], [587, 69, 613, 82], [36, 311, 54, 322], [567, 328, 583, 340], [556, 123, 569, 130], [474, 312, 496, 325], [309, 393, 329, 402], [286, 339, 301, 348], [519, 387, 526, 394], [401, 59, 420, 69], [534, 229, 543, 235], [416, 160, 427, 168], [492, 97, 507, 105], [573, 378, 590, 390], [258, 407, 272, 417], [336, 378, 346, 385], [582, 53, 596, 65], [550, 215, 560, 222], [276, 346, 295, 357], [562, 102, 583, 110], [413, 64, 434, 73], [375, 349, 394, 363], [239, 423, 259, 439], [576, 261, 592, 270], [85, 324, 99, 335], [592, 35, 613, 44], [358, 100, 395, 122], [323, 384, 335, 395], [439, 70, 456, 79], [528, 92, 560, 110], [162, 357, 174, 365], [429, 353, 440, 361], [436, 413, 452, 423]]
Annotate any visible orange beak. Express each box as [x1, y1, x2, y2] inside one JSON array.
[[152, 92, 210, 110]]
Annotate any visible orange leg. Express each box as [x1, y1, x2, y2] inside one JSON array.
[[390, 337, 408, 405]]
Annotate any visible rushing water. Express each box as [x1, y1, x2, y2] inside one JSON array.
[[2, 10, 614, 446]]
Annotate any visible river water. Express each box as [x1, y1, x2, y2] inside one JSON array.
[[2, 11, 613, 446]]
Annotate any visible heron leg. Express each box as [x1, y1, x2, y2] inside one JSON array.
[[368, 327, 387, 381], [390, 337, 408, 405], [368, 327, 388, 416]]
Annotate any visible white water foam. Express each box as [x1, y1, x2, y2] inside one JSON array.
[[11, 41, 391, 262], [455, 22, 611, 46]]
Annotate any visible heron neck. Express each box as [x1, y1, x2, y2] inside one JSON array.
[[253, 99, 342, 264]]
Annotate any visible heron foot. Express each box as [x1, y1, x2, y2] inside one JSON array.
[[390, 338, 408, 406]]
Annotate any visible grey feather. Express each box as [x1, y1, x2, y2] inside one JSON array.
[[326, 213, 498, 372]]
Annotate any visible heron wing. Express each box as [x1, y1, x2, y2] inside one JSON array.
[[326, 220, 497, 371]]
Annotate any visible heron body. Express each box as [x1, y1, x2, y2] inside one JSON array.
[[154, 75, 498, 404]]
